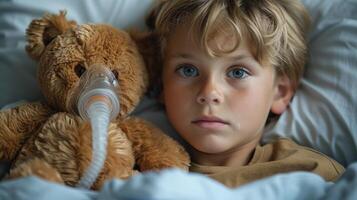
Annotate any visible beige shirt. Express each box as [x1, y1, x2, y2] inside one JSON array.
[[190, 138, 345, 188]]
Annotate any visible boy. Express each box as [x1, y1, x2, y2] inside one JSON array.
[[146, 0, 344, 187]]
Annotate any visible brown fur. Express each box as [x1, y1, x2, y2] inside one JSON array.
[[0, 12, 189, 190]]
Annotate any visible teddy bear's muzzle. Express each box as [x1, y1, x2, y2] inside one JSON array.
[[76, 64, 120, 121], [71, 64, 120, 189]]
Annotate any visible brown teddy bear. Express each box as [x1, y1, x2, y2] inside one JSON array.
[[0, 11, 189, 190]]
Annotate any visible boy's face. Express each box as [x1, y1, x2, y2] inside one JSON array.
[[162, 24, 292, 157]]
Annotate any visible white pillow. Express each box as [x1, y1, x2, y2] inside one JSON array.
[[263, 0, 357, 167], [0, 0, 154, 107]]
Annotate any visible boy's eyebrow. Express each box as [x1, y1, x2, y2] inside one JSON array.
[[169, 53, 251, 59], [169, 53, 194, 59], [168, 52, 257, 64], [226, 49, 256, 60], [228, 54, 251, 61]]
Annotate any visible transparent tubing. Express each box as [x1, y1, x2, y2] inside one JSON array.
[[75, 65, 120, 189]]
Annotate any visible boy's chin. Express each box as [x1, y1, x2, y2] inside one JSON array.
[[190, 141, 233, 155]]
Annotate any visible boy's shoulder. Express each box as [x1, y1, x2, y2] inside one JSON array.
[[260, 138, 345, 180], [262, 138, 332, 160]]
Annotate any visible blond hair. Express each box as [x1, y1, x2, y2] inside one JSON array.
[[147, 0, 310, 90]]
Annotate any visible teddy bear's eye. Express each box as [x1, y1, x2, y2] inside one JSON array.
[[112, 70, 119, 80], [74, 64, 86, 78]]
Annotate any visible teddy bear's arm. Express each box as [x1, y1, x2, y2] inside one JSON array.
[[120, 117, 190, 171], [0, 102, 54, 161]]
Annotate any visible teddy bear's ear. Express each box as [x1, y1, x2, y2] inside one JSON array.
[[145, 0, 167, 31], [25, 11, 77, 60], [129, 31, 163, 93]]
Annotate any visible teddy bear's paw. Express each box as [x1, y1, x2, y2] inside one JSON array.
[[91, 168, 136, 190], [27, 112, 83, 186], [0, 102, 53, 161], [46, 112, 81, 126], [119, 117, 191, 172], [6, 158, 64, 183], [137, 146, 190, 172], [139, 159, 190, 172]]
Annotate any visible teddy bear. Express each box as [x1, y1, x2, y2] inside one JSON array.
[[0, 11, 189, 190]]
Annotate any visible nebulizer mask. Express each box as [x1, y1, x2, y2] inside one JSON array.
[[72, 64, 120, 189]]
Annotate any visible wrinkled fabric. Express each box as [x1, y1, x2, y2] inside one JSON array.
[[1, 163, 357, 200]]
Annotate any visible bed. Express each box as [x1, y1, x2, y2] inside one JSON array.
[[0, 0, 357, 199]]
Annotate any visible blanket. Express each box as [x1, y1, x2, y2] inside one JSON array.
[[1, 163, 357, 200]]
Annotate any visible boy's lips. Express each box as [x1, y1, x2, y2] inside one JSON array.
[[191, 116, 229, 129]]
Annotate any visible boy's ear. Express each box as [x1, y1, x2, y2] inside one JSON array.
[[26, 10, 77, 60], [271, 75, 294, 115]]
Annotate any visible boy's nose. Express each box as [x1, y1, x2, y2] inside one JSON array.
[[196, 79, 223, 105]]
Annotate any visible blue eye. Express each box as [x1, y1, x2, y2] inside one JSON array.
[[177, 65, 199, 77], [227, 68, 249, 79]]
